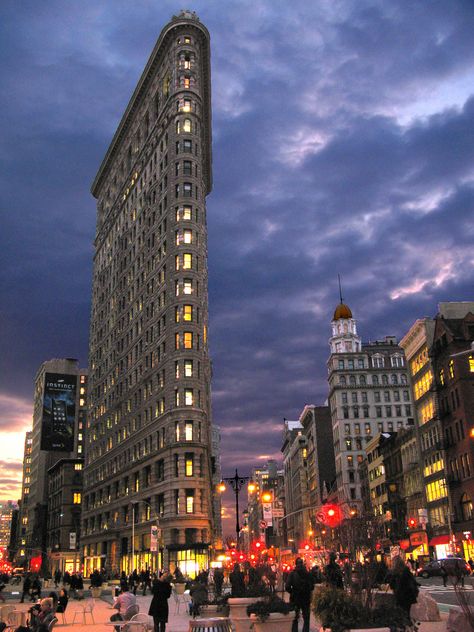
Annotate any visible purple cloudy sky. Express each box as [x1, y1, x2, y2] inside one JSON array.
[[1, 1, 474, 528]]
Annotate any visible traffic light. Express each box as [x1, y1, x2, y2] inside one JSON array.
[[261, 490, 273, 503], [321, 503, 342, 528], [408, 517, 417, 529]]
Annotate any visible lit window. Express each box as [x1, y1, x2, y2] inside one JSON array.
[[183, 229, 192, 243], [183, 305, 193, 321], [183, 182, 192, 197], [449, 360, 454, 379], [185, 389, 194, 406], [185, 422, 193, 441], [175, 333, 180, 350], [185, 454, 193, 476], [183, 279, 192, 295], [184, 332, 193, 349], [183, 119, 192, 133], [183, 205, 192, 220], [79, 398, 85, 406], [186, 490, 194, 513], [184, 360, 193, 377], [182, 99, 191, 112], [175, 361, 180, 379], [183, 77, 190, 89], [175, 422, 180, 442], [439, 369, 445, 385], [183, 253, 192, 269], [469, 355, 474, 372], [73, 492, 82, 504]]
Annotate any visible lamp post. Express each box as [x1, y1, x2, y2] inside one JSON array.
[[219, 470, 251, 545], [131, 500, 161, 573]]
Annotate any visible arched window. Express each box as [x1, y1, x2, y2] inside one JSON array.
[[359, 375, 366, 386], [391, 374, 398, 385], [372, 375, 379, 386], [382, 375, 388, 385], [349, 376, 356, 386], [340, 376, 346, 386], [183, 118, 192, 133], [461, 493, 473, 521]]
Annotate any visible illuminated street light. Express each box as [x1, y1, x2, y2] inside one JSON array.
[[219, 469, 250, 544]]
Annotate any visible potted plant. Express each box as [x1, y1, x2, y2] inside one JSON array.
[[247, 595, 294, 632], [201, 596, 229, 617], [312, 585, 413, 632], [228, 584, 270, 632]]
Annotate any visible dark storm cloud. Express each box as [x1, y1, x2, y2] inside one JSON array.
[[0, 1, 473, 519]]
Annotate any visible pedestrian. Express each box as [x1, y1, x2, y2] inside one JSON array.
[[285, 558, 314, 632], [387, 557, 419, 615], [56, 588, 69, 614], [324, 553, 344, 589], [440, 564, 448, 588], [54, 570, 61, 588], [213, 567, 224, 597], [468, 558, 474, 572], [0, 578, 5, 603], [30, 576, 42, 601], [148, 572, 172, 632], [229, 563, 245, 597], [20, 573, 32, 603]]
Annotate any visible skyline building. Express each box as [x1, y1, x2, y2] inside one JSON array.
[[18, 358, 86, 570], [327, 301, 414, 508], [83, 11, 217, 576]]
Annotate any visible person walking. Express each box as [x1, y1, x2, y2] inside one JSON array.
[[387, 557, 419, 615], [324, 553, 344, 589], [285, 558, 314, 632], [148, 572, 172, 632], [213, 567, 224, 597], [229, 563, 245, 597], [20, 573, 32, 603]]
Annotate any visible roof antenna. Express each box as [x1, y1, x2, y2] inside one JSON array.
[[338, 274, 344, 304]]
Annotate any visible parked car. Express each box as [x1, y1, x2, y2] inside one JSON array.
[[417, 558, 471, 578]]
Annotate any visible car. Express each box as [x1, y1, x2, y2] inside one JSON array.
[[417, 557, 471, 578]]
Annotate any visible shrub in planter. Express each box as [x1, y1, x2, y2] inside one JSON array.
[[312, 585, 414, 632], [247, 596, 294, 622]]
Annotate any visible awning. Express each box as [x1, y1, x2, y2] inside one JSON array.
[[429, 535, 450, 546]]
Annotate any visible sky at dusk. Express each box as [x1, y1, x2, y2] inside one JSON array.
[[1, 1, 474, 528]]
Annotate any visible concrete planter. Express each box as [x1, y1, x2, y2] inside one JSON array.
[[228, 597, 260, 632], [250, 612, 293, 632], [320, 628, 389, 632], [174, 582, 186, 594], [91, 586, 102, 598]]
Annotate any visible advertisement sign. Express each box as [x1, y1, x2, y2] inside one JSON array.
[[41, 373, 77, 451], [69, 533, 77, 550]]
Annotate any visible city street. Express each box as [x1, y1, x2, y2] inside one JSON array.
[[417, 576, 474, 612]]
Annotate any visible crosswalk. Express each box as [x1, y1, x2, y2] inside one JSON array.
[[420, 584, 472, 592]]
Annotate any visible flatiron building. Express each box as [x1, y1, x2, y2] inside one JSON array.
[[83, 11, 216, 575]]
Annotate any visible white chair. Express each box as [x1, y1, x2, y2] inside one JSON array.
[[71, 598, 95, 624], [130, 613, 154, 632], [172, 587, 191, 614]]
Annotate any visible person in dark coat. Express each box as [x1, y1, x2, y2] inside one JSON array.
[[213, 567, 224, 597], [229, 563, 245, 597], [148, 573, 172, 632], [20, 573, 32, 603], [387, 557, 419, 615], [324, 553, 344, 589], [285, 558, 314, 632]]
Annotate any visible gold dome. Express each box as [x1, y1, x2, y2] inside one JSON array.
[[333, 303, 353, 320]]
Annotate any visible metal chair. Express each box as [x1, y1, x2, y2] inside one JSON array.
[[48, 616, 58, 631], [71, 598, 95, 624], [129, 613, 154, 632], [173, 586, 191, 614]]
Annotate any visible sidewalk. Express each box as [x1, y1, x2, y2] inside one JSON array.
[[1, 591, 449, 631]]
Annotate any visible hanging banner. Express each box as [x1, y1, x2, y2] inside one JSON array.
[[150, 525, 159, 552], [69, 533, 77, 549], [262, 502, 273, 527]]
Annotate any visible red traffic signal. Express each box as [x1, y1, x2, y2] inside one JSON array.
[[321, 503, 342, 528], [408, 517, 417, 529]]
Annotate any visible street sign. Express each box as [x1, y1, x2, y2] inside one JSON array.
[[259, 520, 267, 529]]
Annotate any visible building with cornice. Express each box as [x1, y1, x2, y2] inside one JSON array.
[[83, 11, 217, 576], [327, 301, 414, 510]]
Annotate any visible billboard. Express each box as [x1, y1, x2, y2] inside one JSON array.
[[41, 373, 77, 451]]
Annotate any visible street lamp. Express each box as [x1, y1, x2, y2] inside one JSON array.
[[131, 499, 162, 573], [219, 470, 253, 544]]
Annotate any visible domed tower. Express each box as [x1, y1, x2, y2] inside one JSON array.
[[329, 299, 361, 354]]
